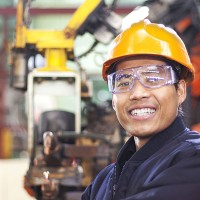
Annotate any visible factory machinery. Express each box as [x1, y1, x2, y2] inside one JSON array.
[[10, 0, 123, 199]]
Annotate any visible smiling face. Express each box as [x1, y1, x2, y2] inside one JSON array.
[[111, 56, 186, 149]]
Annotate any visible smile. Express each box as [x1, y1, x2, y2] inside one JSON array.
[[130, 108, 156, 116]]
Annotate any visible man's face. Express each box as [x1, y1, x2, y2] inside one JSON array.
[[112, 57, 186, 140]]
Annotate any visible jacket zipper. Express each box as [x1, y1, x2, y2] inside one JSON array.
[[113, 162, 129, 199], [112, 164, 118, 199]]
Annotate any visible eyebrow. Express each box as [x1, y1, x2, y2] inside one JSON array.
[[115, 73, 132, 81]]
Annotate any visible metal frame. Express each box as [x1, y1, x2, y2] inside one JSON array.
[[27, 70, 81, 153]]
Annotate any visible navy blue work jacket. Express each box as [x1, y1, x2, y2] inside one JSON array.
[[82, 117, 200, 200]]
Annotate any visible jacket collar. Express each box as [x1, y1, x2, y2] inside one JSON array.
[[117, 116, 187, 164]]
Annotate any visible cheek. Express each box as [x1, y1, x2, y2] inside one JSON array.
[[156, 87, 179, 116], [112, 98, 120, 114], [112, 94, 126, 117]]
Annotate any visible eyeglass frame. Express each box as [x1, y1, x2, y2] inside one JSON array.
[[107, 65, 179, 94]]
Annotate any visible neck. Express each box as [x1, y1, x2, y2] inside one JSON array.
[[134, 136, 151, 151]]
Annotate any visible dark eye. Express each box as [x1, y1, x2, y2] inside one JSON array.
[[116, 74, 132, 88], [117, 81, 130, 88]]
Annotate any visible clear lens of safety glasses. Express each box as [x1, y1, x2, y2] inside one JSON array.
[[107, 65, 178, 94]]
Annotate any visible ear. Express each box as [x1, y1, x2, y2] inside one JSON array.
[[177, 80, 187, 105]]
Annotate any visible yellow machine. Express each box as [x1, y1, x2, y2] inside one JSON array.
[[10, 0, 122, 199]]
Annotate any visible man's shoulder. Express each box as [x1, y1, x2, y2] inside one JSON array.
[[94, 163, 115, 180], [183, 130, 200, 150], [166, 129, 200, 161], [180, 129, 200, 144]]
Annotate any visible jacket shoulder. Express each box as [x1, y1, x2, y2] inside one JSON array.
[[81, 163, 115, 199]]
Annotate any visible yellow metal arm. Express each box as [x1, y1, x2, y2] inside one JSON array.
[[64, 0, 102, 38], [14, 0, 105, 72]]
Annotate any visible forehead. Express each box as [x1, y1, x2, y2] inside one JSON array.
[[115, 56, 168, 71]]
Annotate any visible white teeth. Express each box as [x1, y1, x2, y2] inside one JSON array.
[[131, 108, 155, 116]]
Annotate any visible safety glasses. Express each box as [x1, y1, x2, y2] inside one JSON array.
[[107, 65, 178, 94]]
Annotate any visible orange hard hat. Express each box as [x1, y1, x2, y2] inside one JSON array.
[[102, 19, 194, 84]]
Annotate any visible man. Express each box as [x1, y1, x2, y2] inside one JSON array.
[[81, 19, 200, 200]]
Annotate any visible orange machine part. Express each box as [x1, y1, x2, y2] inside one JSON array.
[[190, 33, 200, 97]]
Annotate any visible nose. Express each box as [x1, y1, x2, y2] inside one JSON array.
[[129, 80, 150, 100]]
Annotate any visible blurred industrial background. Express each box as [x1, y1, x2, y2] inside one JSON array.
[[0, 0, 200, 199], [0, 0, 139, 159]]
